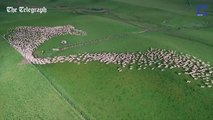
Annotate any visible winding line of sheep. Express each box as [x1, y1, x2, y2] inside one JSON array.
[[5, 25, 86, 63], [5, 26, 213, 88]]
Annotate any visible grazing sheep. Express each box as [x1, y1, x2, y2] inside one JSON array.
[[6, 26, 213, 88]]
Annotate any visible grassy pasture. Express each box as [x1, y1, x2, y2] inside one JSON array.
[[1, 0, 213, 120], [35, 15, 213, 64], [0, 38, 85, 120], [36, 61, 213, 120], [34, 1, 213, 120]]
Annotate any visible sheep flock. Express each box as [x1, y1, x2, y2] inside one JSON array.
[[4, 25, 213, 88]]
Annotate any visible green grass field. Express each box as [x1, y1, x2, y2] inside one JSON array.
[[1, 0, 213, 120], [0, 38, 85, 120]]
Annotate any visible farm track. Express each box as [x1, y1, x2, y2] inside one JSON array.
[[48, 6, 154, 30], [108, 12, 213, 48]]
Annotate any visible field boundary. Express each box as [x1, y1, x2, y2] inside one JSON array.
[[31, 64, 93, 120]]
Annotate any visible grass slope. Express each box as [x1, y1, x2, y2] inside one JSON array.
[[0, 37, 84, 120], [34, 1, 213, 120], [36, 62, 213, 120], [35, 15, 213, 63], [1, 0, 213, 120]]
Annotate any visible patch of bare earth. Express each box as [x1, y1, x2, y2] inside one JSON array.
[[19, 58, 30, 65]]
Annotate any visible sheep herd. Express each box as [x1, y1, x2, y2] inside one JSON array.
[[5, 25, 213, 88], [5, 25, 86, 63]]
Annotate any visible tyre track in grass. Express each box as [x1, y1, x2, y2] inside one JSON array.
[[165, 32, 213, 48]]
